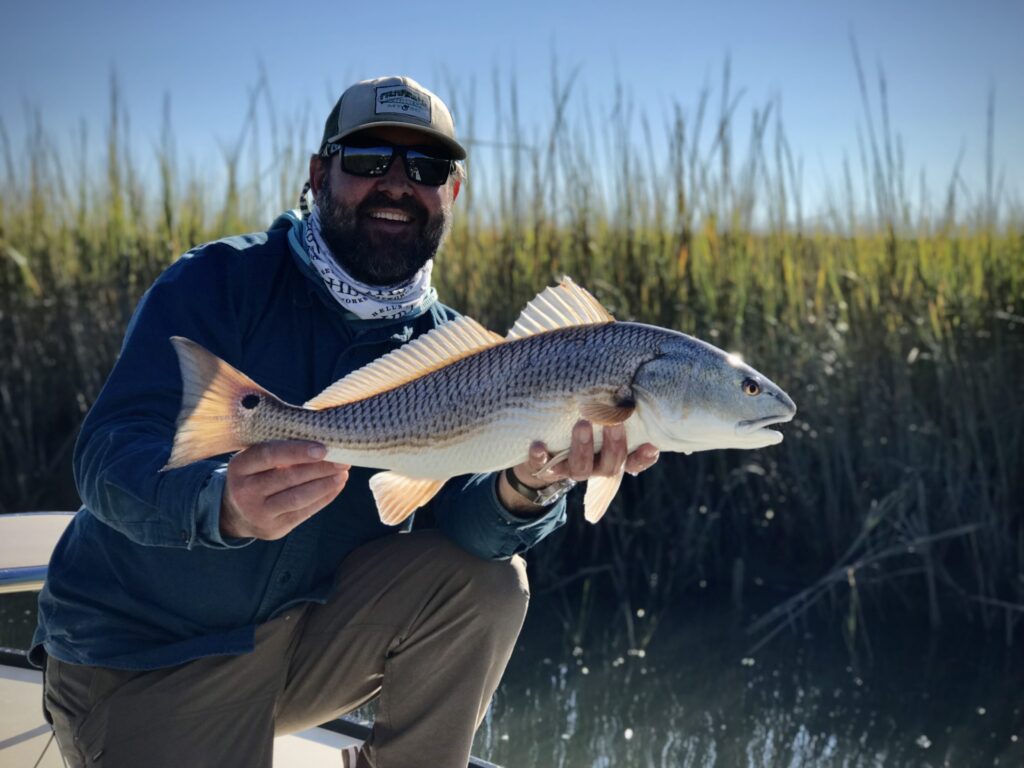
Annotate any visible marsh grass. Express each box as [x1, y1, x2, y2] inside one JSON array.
[[1, 68, 1021, 649]]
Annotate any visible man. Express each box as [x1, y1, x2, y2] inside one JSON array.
[[32, 75, 659, 768]]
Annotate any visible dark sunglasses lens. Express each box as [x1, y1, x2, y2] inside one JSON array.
[[342, 146, 393, 177], [404, 151, 452, 186]]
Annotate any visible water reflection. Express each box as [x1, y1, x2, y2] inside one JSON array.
[[478, 600, 1024, 767], [3, 592, 1021, 767]]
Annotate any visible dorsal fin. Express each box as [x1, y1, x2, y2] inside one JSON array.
[[304, 316, 503, 410], [505, 277, 615, 340]]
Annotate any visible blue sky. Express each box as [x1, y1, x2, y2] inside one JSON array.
[[2, 0, 1021, 221]]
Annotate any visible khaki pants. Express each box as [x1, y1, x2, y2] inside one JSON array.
[[43, 530, 530, 768]]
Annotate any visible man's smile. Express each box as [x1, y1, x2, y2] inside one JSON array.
[[366, 208, 414, 224]]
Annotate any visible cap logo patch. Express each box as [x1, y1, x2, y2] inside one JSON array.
[[375, 85, 432, 123]]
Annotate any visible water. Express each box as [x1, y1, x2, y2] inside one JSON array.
[[4, 593, 1022, 767], [476, 600, 1024, 767]]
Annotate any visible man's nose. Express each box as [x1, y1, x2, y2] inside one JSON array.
[[375, 154, 413, 194]]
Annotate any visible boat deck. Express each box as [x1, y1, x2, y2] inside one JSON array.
[[0, 512, 500, 767], [0, 663, 363, 767]]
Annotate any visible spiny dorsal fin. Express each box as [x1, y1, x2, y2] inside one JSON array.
[[506, 277, 615, 340], [303, 316, 503, 410]]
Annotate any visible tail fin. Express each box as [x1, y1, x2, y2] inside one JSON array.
[[162, 337, 269, 470]]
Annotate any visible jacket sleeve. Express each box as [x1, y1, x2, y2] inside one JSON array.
[[73, 248, 254, 550], [430, 472, 567, 560]]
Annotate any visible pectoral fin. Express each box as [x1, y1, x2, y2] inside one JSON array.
[[579, 401, 635, 426], [583, 468, 625, 524], [369, 472, 447, 526]]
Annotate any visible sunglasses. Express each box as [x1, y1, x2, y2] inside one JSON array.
[[322, 140, 454, 187]]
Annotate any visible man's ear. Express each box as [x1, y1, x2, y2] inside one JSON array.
[[452, 178, 461, 202], [309, 155, 325, 196]]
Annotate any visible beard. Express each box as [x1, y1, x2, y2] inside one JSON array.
[[314, 179, 451, 286]]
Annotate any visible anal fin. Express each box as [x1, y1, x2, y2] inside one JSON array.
[[584, 468, 625, 524], [369, 472, 447, 526]]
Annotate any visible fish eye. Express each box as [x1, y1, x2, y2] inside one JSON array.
[[742, 378, 761, 396], [241, 394, 261, 409]]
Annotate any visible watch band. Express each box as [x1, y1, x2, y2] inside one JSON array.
[[504, 466, 577, 506]]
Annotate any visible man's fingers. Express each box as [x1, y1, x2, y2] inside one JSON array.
[[567, 420, 594, 481], [520, 426, 659, 485], [625, 444, 660, 476], [231, 440, 329, 476], [264, 470, 348, 515], [517, 442, 548, 475], [252, 461, 348, 498], [258, 490, 341, 540], [594, 424, 628, 476]]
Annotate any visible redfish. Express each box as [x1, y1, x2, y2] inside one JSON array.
[[163, 279, 796, 524]]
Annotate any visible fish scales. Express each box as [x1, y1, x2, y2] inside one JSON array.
[[163, 277, 796, 524], [244, 322, 667, 474]]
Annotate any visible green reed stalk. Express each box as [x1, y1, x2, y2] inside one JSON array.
[[1, 70, 1021, 649]]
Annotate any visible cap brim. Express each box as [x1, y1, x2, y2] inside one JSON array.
[[325, 121, 467, 160]]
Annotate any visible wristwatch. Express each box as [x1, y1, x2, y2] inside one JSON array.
[[503, 466, 577, 506]]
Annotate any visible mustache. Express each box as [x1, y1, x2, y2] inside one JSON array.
[[356, 192, 426, 222]]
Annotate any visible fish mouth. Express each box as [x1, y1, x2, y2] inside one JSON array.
[[736, 413, 794, 437]]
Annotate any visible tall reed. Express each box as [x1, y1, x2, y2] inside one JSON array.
[[1, 68, 1021, 647]]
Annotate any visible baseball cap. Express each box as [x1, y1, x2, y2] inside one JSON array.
[[318, 76, 467, 160]]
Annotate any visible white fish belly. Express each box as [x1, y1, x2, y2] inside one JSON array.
[[320, 403, 655, 478]]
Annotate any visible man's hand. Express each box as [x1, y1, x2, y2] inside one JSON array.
[[221, 441, 350, 540], [498, 421, 660, 514]]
